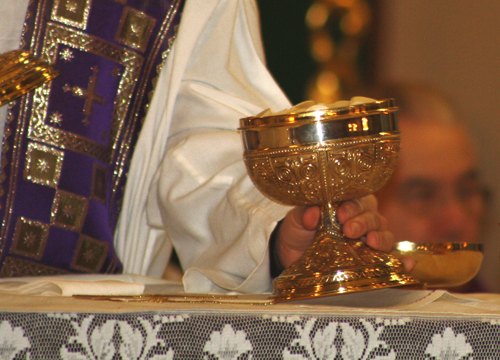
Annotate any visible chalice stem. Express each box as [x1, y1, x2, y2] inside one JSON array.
[[318, 201, 343, 239]]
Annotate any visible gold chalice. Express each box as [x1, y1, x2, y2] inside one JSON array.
[[240, 98, 418, 301]]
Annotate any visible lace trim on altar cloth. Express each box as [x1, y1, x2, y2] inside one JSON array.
[[0, 310, 499, 359]]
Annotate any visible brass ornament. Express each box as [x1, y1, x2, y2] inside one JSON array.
[[240, 98, 418, 302], [0, 50, 59, 107]]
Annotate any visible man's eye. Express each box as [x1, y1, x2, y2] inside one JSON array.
[[403, 187, 437, 202], [457, 180, 482, 200]]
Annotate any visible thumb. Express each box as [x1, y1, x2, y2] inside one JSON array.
[[275, 206, 320, 268]]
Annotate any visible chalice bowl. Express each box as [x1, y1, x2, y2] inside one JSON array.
[[240, 98, 418, 301]]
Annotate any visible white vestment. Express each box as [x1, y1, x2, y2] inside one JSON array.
[[0, 0, 292, 293]]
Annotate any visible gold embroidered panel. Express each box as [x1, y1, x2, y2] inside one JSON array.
[[29, 22, 143, 165], [0, 0, 184, 276], [24, 142, 64, 188], [12, 217, 50, 260], [51, 0, 92, 30]]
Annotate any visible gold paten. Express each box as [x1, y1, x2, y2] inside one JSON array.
[[0, 50, 59, 107], [393, 241, 483, 289], [74, 293, 275, 306], [240, 99, 419, 302]]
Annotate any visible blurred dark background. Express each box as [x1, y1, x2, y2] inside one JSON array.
[[257, 0, 380, 104]]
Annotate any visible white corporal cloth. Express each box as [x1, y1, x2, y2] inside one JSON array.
[[0, 0, 292, 293]]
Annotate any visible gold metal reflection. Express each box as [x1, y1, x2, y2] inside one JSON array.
[[392, 241, 483, 288], [0, 50, 59, 107]]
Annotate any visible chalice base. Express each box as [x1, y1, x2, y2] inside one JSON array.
[[272, 232, 419, 302]]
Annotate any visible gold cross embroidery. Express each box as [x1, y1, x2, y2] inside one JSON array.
[[63, 65, 104, 126]]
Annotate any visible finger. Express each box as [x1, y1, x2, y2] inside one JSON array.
[[283, 206, 320, 232], [302, 206, 321, 230], [276, 207, 318, 268], [342, 211, 387, 238], [364, 231, 415, 272], [364, 230, 395, 253], [400, 256, 416, 272], [279, 206, 317, 251], [286, 206, 307, 229], [365, 231, 416, 273], [390, 250, 417, 273], [337, 195, 378, 224]]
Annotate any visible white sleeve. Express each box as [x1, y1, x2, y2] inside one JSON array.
[[116, 0, 292, 293]]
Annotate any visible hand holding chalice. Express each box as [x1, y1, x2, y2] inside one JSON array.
[[239, 98, 418, 301]]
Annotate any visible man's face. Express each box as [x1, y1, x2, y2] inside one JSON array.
[[377, 119, 485, 244]]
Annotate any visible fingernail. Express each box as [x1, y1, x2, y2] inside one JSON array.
[[337, 206, 352, 223], [347, 222, 361, 236]]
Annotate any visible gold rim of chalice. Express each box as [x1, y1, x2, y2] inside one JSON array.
[[240, 99, 419, 302], [240, 99, 400, 150], [393, 241, 484, 288]]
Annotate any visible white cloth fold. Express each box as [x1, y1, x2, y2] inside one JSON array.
[[0, 274, 182, 297], [115, 0, 291, 293]]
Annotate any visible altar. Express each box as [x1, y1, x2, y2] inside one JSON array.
[[0, 276, 498, 359]]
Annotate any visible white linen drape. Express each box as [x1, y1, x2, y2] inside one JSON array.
[[115, 0, 292, 292]]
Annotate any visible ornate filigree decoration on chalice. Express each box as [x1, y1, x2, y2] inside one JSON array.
[[240, 98, 418, 301]]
